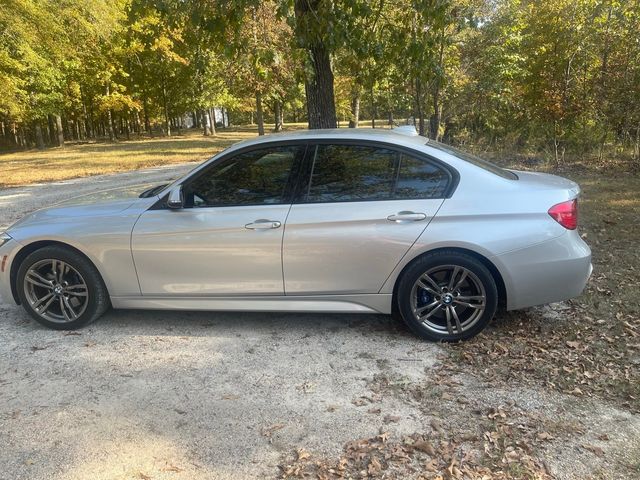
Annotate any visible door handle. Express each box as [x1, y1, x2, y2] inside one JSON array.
[[387, 211, 427, 222], [245, 219, 282, 230]]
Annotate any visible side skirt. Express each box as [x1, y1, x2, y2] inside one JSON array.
[[109, 294, 393, 314]]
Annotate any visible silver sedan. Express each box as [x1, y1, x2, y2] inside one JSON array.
[[0, 127, 592, 341]]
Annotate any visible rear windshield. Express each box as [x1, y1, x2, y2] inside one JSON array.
[[427, 141, 518, 180]]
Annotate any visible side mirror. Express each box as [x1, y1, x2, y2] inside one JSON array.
[[167, 186, 184, 209]]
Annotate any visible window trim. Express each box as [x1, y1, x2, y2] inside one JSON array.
[[293, 139, 459, 205], [151, 140, 309, 210]]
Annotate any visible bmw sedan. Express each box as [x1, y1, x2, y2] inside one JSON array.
[[0, 127, 592, 341]]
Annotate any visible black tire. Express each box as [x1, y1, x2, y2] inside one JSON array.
[[17, 245, 110, 330], [396, 250, 498, 342]]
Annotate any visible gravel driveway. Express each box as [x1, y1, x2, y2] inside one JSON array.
[[1, 167, 638, 480], [0, 166, 441, 479]]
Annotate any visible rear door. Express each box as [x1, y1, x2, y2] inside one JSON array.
[[283, 142, 451, 295]]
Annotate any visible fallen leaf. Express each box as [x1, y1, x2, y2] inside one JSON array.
[[537, 431, 553, 441], [368, 456, 382, 475], [413, 440, 436, 456], [583, 444, 605, 457], [296, 448, 311, 461], [261, 423, 285, 438]]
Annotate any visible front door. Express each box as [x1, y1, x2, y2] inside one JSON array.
[[132, 144, 305, 296], [283, 143, 450, 294]]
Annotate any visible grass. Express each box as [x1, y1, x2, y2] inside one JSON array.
[[0, 122, 397, 188], [0, 128, 257, 188]]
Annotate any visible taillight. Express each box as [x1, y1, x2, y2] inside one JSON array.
[[548, 199, 578, 230]]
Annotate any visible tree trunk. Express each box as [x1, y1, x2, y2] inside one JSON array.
[[209, 108, 217, 136], [304, 43, 337, 129], [415, 77, 425, 136], [349, 92, 360, 128], [35, 122, 45, 150], [202, 110, 211, 136], [256, 92, 265, 136], [47, 115, 56, 145], [274, 101, 283, 132], [55, 115, 64, 146], [294, 0, 337, 129], [429, 91, 441, 141], [370, 86, 377, 128]]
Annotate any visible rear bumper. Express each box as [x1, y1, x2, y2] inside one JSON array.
[[492, 230, 592, 310], [0, 238, 22, 305]]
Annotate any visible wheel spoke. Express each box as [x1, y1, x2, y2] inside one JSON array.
[[36, 294, 56, 313], [61, 296, 78, 320], [58, 261, 68, 283], [454, 300, 484, 309], [452, 270, 468, 292], [65, 284, 88, 297], [32, 292, 54, 310], [456, 295, 485, 302], [420, 303, 441, 322], [26, 272, 53, 289], [415, 299, 439, 316], [447, 266, 461, 291], [450, 306, 463, 333], [420, 274, 442, 293], [445, 306, 454, 334], [416, 280, 439, 296]]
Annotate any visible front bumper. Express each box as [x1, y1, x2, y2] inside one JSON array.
[[492, 230, 592, 310], [0, 237, 22, 305]]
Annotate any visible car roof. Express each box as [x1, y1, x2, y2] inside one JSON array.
[[231, 128, 429, 148]]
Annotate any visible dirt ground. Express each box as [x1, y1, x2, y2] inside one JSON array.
[[0, 165, 638, 480]]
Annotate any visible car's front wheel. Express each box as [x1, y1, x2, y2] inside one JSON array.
[[396, 250, 498, 342], [17, 245, 110, 330]]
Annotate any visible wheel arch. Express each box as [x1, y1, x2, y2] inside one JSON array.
[[10, 240, 109, 305], [391, 247, 507, 312]]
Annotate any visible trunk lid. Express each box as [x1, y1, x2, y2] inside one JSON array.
[[510, 170, 580, 197]]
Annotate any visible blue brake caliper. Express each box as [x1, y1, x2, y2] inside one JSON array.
[[416, 287, 431, 309]]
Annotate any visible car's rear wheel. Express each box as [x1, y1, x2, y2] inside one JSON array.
[[396, 251, 498, 342], [17, 245, 110, 330]]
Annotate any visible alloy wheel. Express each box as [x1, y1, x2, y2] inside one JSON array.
[[23, 259, 89, 323], [411, 264, 486, 336]]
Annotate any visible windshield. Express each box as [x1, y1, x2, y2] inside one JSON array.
[[428, 141, 518, 180]]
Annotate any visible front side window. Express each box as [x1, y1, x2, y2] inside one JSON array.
[[184, 145, 302, 207], [303, 144, 450, 203]]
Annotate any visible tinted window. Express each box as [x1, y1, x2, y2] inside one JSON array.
[[306, 144, 397, 202], [428, 141, 517, 180], [184, 145, 301, 207], [394, 154, 449, 199], [303, 144, 450, 203]]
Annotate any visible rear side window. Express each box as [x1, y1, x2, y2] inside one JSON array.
[[395, 154, 449, 199], [306, 144, 396, 202], [303, 144, 449, 203]]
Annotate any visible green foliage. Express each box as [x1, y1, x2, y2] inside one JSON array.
[[1, 0, 639, 161]]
